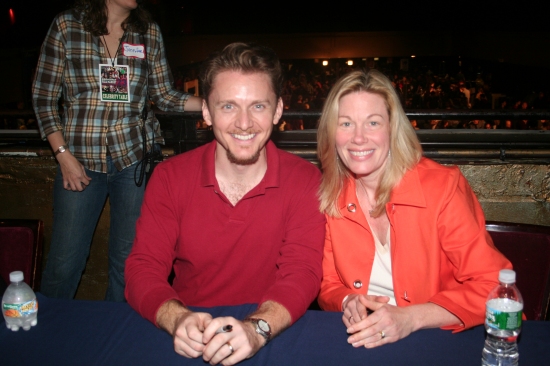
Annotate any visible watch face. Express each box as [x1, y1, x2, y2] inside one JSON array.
[[258, 320, 269, 332]]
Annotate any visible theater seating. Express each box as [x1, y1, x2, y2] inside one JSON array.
[[486, 221, 550, 321], [0, 219, 44, 291]]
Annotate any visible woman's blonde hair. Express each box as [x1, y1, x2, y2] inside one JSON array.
[[317, 70, 422, 217]]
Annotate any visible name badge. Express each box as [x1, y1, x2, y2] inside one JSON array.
[[122, 43, 145, 59], [99, 64, 130, 103]]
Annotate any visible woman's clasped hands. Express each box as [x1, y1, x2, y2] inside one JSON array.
[[343, 294, 417, 349]]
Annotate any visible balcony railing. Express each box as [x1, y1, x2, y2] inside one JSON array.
[[156, 110, 550, 165], [2, 110, 549, 164]]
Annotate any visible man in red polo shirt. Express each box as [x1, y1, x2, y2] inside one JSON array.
[[125, 43, 325, 365]]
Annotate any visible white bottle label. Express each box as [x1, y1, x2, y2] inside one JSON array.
[[3, 299, 38, 317]]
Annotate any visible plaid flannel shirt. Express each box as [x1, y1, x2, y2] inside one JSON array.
[[32, 10, 190, 173]]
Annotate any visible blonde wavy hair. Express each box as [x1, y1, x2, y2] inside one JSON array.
[[317, 70, 422, 218]]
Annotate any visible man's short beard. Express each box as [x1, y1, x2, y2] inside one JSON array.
[[226, 148, 261, 165]]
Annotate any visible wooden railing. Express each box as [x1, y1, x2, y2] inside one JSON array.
[[154, 110, 550, 165], [2, 109, 550, 164]]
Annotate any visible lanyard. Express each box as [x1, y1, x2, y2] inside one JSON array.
[[102, 33, 126, 67]]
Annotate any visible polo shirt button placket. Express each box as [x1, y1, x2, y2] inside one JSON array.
[[353, 280, 362, 289]]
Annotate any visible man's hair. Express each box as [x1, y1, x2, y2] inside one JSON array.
[[317, 70, 422, 218], [200, 42, 283, 100], [74, 0, 152, 36]]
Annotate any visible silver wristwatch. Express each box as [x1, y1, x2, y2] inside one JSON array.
[[246, 318, 272, 345], [54, 145, 68, 156]]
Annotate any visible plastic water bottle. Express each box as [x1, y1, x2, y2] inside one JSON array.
[[2, 271, 38, 331], [481, 269, 523, 366]]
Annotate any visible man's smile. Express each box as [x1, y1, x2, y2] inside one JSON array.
[[232, 133, 256, 141]]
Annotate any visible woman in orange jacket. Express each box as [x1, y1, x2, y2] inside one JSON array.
[[316, 70, 512, 349]]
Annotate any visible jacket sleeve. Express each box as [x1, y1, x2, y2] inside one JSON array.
[[428, 169, 512, 332], [318, 220, 355, 312]]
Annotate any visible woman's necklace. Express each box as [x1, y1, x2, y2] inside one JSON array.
[[356, 179, 375, 216], [102, 32, 126, 67]]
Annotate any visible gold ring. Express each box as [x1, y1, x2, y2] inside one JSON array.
[[380, 330, 386, 339], [349, 316, 354, 323], [226, 342, 234, 354]]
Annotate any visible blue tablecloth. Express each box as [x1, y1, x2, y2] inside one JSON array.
[[1, 294, 549, 365]]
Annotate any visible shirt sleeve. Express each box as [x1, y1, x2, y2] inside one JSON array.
[[125, 162, 183, 325], [32, 16, 65, 140], [258, 163, 326, 323], [145, 23, 190, 112]]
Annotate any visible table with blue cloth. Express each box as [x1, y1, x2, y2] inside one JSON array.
[[1, 294, 549, 365]]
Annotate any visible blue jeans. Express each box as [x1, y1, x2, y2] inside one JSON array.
[[41, 158, 145, 301]]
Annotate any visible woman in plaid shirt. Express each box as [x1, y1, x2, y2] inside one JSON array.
[[32, 0, 201, 301]]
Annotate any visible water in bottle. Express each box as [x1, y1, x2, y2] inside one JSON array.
[[481, 269, 523, 366], [2, 271, 38, 331]]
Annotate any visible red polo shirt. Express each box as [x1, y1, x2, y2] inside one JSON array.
[[125, 140, 325, 325]]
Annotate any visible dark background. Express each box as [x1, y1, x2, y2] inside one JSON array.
[[1, 0, 547, 48], [1, 1, 548, 106]]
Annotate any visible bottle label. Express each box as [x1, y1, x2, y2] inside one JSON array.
[[3, 299, 38, 318], [485, 305, 522, 331]]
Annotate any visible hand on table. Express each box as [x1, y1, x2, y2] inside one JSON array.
[[172, 311, 213, 358], [345, 295, 415, 349], [201, 317, 264, 365], [162, 300, 287, 364], [172, 312, 263, 365], [342, 294, 389, 327]]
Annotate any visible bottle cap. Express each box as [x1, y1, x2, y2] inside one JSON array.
[[9, 271, 24, 282], [499, 269, 516, 284]]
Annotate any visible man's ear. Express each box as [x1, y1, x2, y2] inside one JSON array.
[[273, 97, 284, 125], [202, 99, 212, 126]]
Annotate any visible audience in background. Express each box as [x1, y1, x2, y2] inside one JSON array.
[[3, 58, 549, 131], [174, 58, 548, 130]]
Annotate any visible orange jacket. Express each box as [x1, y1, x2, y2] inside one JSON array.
[[318, 158, 512, 331]]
